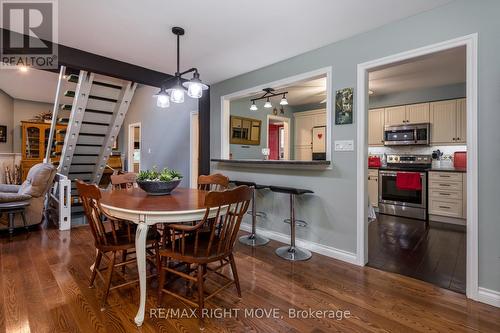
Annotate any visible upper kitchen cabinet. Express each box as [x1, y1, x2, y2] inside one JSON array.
[[384, 106, 406, 126], [368, 108, 385, 146], [430, 99, 466, 144], [456, 98, 467, 143], [406, 102, 430, 124], [384, 103, 429, 126]]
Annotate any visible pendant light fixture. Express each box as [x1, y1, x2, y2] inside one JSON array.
[[154, 27, 208, 108], [250, 88, 288, 111]]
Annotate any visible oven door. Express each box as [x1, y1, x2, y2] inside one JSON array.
[[379, 170, 427, 209]]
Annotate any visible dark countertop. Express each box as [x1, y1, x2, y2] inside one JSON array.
[[211, 158, 331, 168]]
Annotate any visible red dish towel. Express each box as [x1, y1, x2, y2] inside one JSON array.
[[396, 172, 422, 191]]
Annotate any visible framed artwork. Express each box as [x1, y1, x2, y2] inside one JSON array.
[[0, 125, 6, 143], [335, 87, 353, 125]]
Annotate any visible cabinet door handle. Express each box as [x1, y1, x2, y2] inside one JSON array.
[[439, 184, 451, 187], [439, 175, 450, 178], [439, 205, 451, 209], [457, 137, 460, 140], [439, 192, 451, 196]]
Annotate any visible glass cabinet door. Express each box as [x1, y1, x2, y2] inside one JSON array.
[[25, 126, 41, 159]]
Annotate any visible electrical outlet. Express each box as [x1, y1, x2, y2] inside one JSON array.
[[334, 140, 354, 151]]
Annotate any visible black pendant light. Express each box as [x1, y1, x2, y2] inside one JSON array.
[[154, 27, 208, 108]]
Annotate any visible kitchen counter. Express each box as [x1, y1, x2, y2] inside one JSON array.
[[428, 166, 466, 173], [211, 158, 330, 169]]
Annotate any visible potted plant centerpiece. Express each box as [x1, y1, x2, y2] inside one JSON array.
[[136, 167, 183, 195]]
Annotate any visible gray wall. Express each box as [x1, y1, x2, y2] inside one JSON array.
[[12, 99, 52, 153], [229, 97, 294, 160], [369, 82, 466, 109], [210, 0, 500, 293], [0, 90, 13, 153], [119, 84, 198, 188]]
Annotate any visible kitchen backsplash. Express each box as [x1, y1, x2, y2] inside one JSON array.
[[369, 145, 466, 160]]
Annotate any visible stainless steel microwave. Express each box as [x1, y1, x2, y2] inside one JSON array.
[[384, 123, 430, 146]]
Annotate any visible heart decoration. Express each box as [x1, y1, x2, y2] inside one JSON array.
[[317, 133, 323, 139]]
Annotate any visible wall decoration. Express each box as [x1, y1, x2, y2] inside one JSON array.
[[0, 125, 6, 142], [335, 87, 353, 125]]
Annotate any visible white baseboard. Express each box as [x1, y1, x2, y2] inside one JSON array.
[[477, 287, 500, 307], [239, 223, 358, 265]]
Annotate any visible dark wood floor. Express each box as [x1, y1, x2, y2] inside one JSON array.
[[0, 224, 498, 333], [368, 214, 466, 294]]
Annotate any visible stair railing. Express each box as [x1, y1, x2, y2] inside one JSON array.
[[49, 173, 71, 230], [45, 65, 66, 163]]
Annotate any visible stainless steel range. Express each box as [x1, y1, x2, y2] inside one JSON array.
[[378, 154, 431, 220]]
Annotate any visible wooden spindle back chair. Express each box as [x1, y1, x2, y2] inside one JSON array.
[[76, 180, 160, 308], [158, 185, 252, 325], [110, 172, 137, 190], [197, 173, 229, 191]]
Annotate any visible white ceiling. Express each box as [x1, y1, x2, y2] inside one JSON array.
[[369, 46, 466, 96], [40, 0, 453, 84], [0, 68, 68, 103]]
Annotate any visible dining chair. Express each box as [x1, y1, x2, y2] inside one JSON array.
[[198, 173, 229, 191], [76, 180, 161, 309], [157, 185, 252, 327], [110, 172, 137, 190]]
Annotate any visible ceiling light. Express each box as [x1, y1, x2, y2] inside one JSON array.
[[154, 27, 207, 106], [264, 98, 272, 108], [19, 66, 28, 73], [250, 101, 258, 111], [368, 90, 374, 95], [155, 88, 170, 108], [279, 94, 288, 105], [183, 71, 209, 98]]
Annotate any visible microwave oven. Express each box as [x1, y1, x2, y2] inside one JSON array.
[[384, 123, 430, 146]]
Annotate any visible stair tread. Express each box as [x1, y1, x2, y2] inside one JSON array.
[[64, 90, 117, 103]]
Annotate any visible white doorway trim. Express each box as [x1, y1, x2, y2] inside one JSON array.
[[220, 66, 333, 166], [356, 34, 478, 300], [266, 114, 291, 160], [128, 122, 141, 172], [189, 111, 199, 188]]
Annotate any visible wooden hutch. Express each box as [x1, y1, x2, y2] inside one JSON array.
[[20, 121, 66, 181]]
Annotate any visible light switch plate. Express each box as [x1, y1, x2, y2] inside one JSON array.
[[334, 140, 354, 151]]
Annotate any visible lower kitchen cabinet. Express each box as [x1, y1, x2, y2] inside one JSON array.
[[428, 171, 466, 225], [368, 169, 379, 208]]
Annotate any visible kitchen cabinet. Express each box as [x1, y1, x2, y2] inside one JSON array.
[[294, 109, 326, 160], [230, 116, 261, 145], [406, 102, 430, 124], [368, 169, 379, 208], [384, 103, 429, 126], [368, 108, 385, 146], [384, 106, 406, 126], [430, 99, 466, 144], [429, 171, 466, 224], [456, 98, 467, 143]]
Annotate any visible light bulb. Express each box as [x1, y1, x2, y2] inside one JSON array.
[[157, 94, 170, 108], [170, 88, 185, 103], [19, 66, 28, 73], [250, 102, 258, 111], [264, 99, 272, 108], [280, 95, 288, 105], [187, 82, 203, 98]]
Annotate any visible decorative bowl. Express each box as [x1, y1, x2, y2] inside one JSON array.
[[136, 179, 181, 196]]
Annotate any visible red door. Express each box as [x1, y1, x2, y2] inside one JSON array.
[[268, 124, 281, 160]]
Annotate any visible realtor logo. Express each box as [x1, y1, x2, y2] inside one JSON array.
[[0, 0, 58, 69]]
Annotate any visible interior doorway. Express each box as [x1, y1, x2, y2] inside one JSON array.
[[356, 34, 478, 300], [128, 122, 141, 173], [267, 115, 290, 160]]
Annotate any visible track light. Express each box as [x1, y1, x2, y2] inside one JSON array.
[[250, 101, 258, 111], [279, 94, 288, 105], [264, 98, 272, 108]]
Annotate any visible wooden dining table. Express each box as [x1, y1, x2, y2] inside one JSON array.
[[100, 187, 214, 326]]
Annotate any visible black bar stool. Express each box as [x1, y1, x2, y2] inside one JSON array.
[[231, 180, 270, 247], [269, 186, 314, 261]]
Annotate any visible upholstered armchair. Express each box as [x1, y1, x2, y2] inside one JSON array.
[[0, 163, 57, 229]]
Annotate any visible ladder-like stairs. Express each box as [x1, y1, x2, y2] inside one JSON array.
[[49, 70, 136, 216]]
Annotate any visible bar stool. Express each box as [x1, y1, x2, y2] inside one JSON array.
[[231, 180, 270, 247], [269, 186, 314, 261]]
